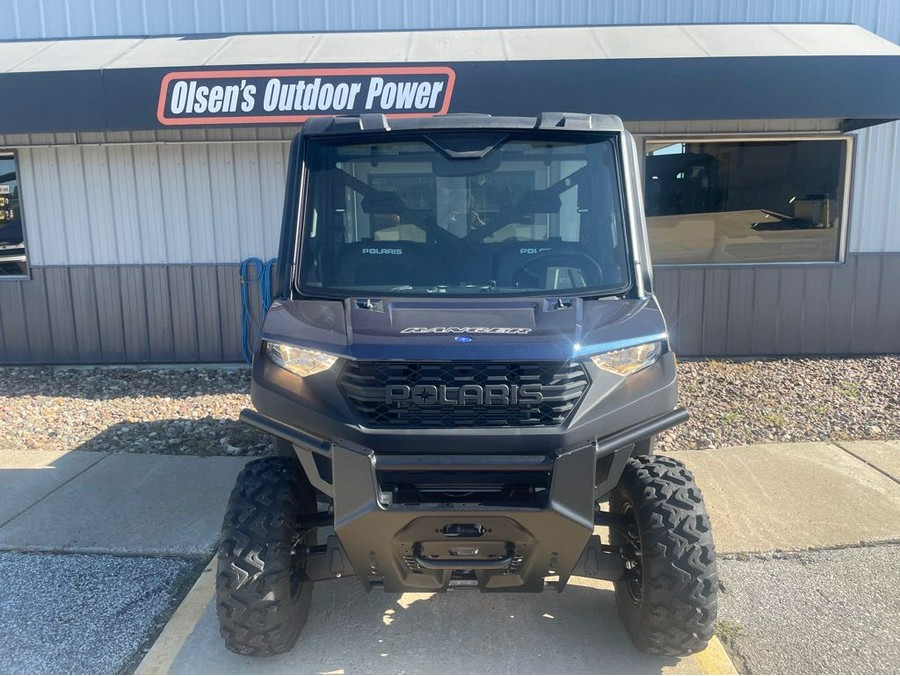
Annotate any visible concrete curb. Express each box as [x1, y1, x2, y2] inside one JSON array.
[[695, 638, 739, 675], [136, 562, 218, 675]]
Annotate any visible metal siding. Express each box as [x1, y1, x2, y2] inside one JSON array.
[[650, 267, 678, 339], [0, 280, 28, 361], [216, 263, 243, 360], [876, 256, 900, 353], [106, 145, 144, 264], [2, 255, 899, 364], [82, 145, 120, 264], [798, 266, 831, 354], [2, 0, 897, 42], [156, 144, 192, 263], [848, 254, 884, 353], [652, 254, 900, 358], [724, 267, 755, 355], [208, 144, 241, 263], [132, 144, 167, 262], [167, 264, 199, 361], [14, 140, 291, 265], [232, 143, 266, 261], [699, 268, 730, 355], [774, 268, 806, 354], [826, 259, 858, 354], [93, 266, 127, 361], [193, 264, 224, 361], [674, 268, 706, 354], [56, 146, 95, 264], [43, 266, 79, 362], [850, 122, 900, 253], [142, 265, 175, 360], [69, 266, 103, 357], [748, 271, 779, 356], [118, 265, 151, 361], [18, 269, 54, 362]]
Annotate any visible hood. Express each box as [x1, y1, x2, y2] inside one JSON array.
[[263, 298, 666, 361], [261, 296, 668, 362]]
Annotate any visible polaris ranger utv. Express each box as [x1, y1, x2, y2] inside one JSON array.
[[219, 112, 717, 658]]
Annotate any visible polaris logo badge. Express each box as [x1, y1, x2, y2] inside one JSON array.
[[386, 384, 544, 406], [362, 248, 403, 255], [401, 327, 532, 335]]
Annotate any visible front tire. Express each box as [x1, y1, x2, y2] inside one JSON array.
[[611, 455, 718, 656], [216, 456, 317, 656]]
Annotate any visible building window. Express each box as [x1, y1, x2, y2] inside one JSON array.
[[643, 137, 851, 264], [0, 152, 27, 277]]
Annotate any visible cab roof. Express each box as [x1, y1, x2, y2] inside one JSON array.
[[299, 112, 627, 137]]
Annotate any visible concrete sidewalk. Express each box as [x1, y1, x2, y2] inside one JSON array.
[[4, 441, 895, 558], [0, 440, 898, 674], [0, 449, 248, 555], [669, 440, 900, 553]]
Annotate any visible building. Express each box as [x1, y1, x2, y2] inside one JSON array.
[[0, 0, 899, 365]]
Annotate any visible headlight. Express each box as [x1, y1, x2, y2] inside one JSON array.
[[590, 341, 663, 376], [266, 342, 338, 377]]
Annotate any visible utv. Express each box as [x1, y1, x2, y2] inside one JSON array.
[[219, 112, 717, 657]]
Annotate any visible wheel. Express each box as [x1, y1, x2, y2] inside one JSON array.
[[216, 456, 317, 656], [610, 455, 718, 656]]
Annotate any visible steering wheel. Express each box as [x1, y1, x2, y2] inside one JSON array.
[[510, 250, 604, 288]]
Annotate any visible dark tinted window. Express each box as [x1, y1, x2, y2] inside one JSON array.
[[645, 139, 849, 264], [0, 152, 27, 277], [299, 133, 630, 297]]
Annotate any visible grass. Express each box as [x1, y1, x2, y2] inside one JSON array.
[[836, 382, 862, 400], [714, 618, 746, 648], [719, 411, 744, 425], [764, 412, 787, 428]]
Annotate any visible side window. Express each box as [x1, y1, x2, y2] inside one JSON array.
[[0, 151, 28, 277], [644, 138, 851, 264]]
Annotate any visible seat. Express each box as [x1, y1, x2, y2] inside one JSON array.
[[334, 242, 457, 288]]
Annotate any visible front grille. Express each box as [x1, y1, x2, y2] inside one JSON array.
[[340, 361, 589, 428]]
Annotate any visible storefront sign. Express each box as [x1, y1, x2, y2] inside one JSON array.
[[156, 67, 455, 125]]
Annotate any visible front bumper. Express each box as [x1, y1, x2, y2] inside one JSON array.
[[241, 407, 687, 593]]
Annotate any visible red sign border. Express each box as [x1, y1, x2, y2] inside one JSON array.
[[156, 66, 456, 126]]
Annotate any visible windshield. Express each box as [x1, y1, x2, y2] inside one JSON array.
[[297, 131, 630, 298]]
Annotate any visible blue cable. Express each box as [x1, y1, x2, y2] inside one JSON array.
[[240, 257, 281, 364], [240, 258, 263, 364], [261, 258, 277, 314]]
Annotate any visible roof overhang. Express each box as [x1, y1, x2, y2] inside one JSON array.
[[0, 23, 898, 135]]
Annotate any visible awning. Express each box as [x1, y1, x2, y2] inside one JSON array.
[[0, 23, 898, 134]]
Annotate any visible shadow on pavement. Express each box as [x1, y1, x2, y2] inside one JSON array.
[[73, 418, 270, 456], [172, 575, 678, 675]]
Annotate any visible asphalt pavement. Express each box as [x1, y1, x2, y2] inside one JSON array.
[[718, 543, 900, 674], [0, 552, 199, 674]]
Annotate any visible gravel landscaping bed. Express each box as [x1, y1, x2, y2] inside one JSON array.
[[0, 367, 268, 456], [661, 355, 900, 452], [0, 356, 897, 455]]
